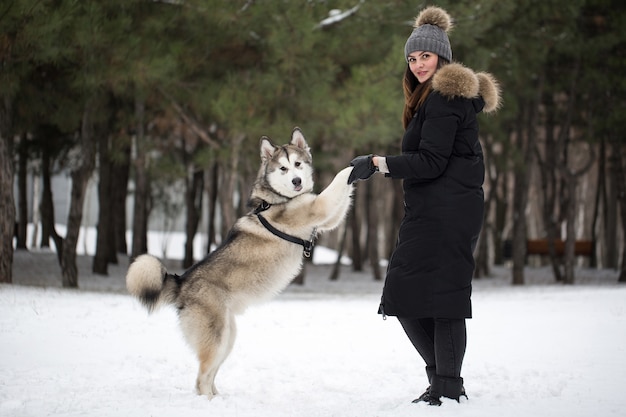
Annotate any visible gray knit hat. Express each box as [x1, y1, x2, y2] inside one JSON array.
[[404, 6, 453, 62]]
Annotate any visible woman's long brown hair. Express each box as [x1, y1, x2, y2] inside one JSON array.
[[401, 58, 449, 129]]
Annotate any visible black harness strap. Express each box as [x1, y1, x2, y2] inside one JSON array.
[[254, 201, 317, 258]]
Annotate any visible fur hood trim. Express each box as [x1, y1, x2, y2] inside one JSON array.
[[432, 63, 502, 113]]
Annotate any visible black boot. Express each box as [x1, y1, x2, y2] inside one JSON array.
[[430, 376, 466, 403], [411, 366, 439, 404], [411, 386, 444, 406]]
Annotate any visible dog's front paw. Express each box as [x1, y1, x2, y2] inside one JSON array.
[[322, 167, 354, 199]]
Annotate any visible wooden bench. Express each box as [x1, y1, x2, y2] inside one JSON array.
[[502, 239, 594, 259], [526, 239, 593, 257]]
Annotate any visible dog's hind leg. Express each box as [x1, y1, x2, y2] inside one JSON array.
[[193, 310, 237, 399], [196, 352, 220, 398]]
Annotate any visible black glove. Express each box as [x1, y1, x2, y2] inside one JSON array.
[[348, 154, 377, 184]]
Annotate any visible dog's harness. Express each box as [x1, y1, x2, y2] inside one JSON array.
[[254, 201, 317, 258]]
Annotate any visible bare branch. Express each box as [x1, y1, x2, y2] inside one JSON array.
[[315, 0, 364, 29], [157, 87, 221, 149]]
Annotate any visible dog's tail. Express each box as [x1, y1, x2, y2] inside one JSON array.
[[126, 254, 180, 312]]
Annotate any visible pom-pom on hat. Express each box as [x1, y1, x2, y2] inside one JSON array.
[[404, 6, 453, 62]]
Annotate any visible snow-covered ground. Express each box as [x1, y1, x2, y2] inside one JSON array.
[[2, 232, 626, 417]]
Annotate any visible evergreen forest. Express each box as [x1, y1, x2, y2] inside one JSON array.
[[1, 0, 625, 286]]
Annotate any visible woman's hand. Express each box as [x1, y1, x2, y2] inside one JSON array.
[[347, 154, 377, 184]]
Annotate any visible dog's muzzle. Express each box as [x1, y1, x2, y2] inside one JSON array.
[[292, 177, 302, 191]]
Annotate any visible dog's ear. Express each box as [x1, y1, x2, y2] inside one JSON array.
[[260, 137, 276, 161], [290, 127, 310, 153]]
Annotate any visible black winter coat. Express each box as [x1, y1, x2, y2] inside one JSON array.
[[379, 63, 501, 319]]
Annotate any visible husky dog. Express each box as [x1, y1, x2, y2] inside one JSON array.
[[126, 127, 354, 398]]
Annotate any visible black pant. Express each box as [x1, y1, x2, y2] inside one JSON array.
[[398, 317, 467, 399]]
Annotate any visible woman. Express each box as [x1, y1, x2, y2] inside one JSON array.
[[348, 6, 501, 406]]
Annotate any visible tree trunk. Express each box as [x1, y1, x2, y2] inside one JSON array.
[[30, 172, 40, 248], [15, 135, 28, 250], [61, 99, 97, 288], [513, 71, 544, 285], [218, 160, 234, 242], [60, 172, 88, 287], [556, 55, 585, 285], [559, 141, 595, 285], [40, 146, 64, 259], [218, 134, 244, 240], [511, 168, 529, 286], [349, 186, 363, 272], [183, 167, 204, 268], [131, 95, 149, 260], [93, 134, 114, 275], [0, 97, 15, 283], [606, 144, 620, 269], [536, 97, 563, 281], [493, 164, 509, 266], [562, 178, 577, 284], [113, 142, 130, 256], [610, 139, 626, 283], [475, 221, 489, 278], [476, 135, 496, 277], [206, 162, 219, 252], [40, 146, 53, 248], [590, 137, 605, 269], [511, 118, 531, 284], [329, 220, 348, 281], [366, 179, 381, 281]]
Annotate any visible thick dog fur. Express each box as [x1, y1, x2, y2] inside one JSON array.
[[126, 127, 354, 399]]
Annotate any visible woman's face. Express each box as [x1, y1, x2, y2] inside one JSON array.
[[407, 51, 439, 83]]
